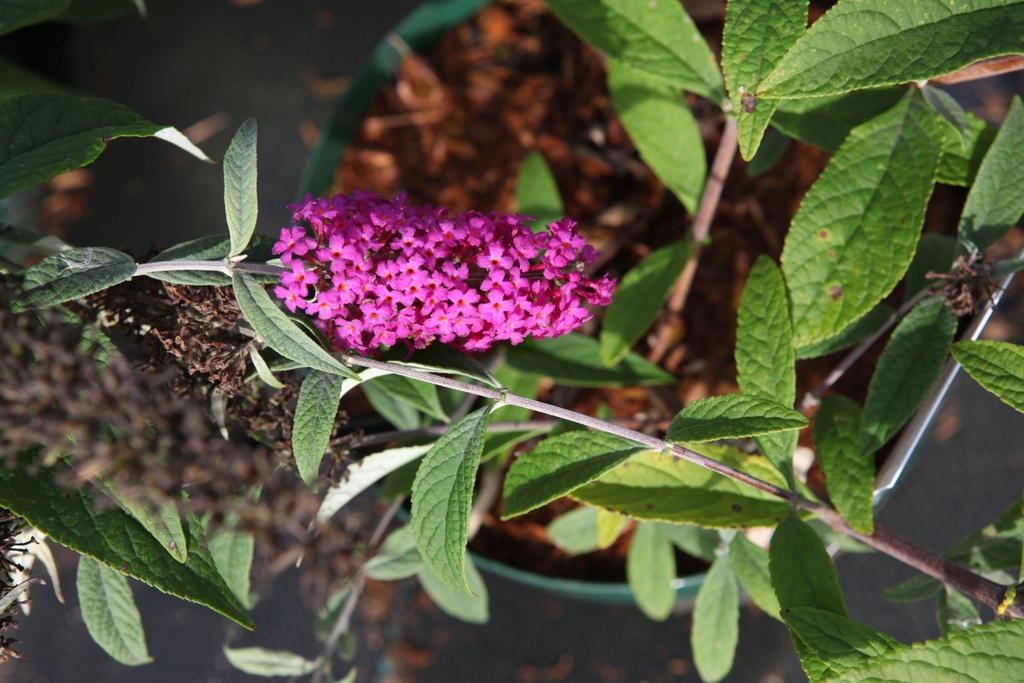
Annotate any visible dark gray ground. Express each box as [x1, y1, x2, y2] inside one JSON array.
[[4, 2, 1024, 682]]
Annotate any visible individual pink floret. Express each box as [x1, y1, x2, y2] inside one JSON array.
[[272, 226, 318, 264]]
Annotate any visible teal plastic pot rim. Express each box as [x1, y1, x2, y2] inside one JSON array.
[[471, 551, 706, 606], [299, 0, 1012, 608]]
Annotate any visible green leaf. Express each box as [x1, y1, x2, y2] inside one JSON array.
[[0, 581, 33, 618], [113, 493, 187, 563], [209, 530, 255, 610], [665, 394, 807, 444], [904, 233, 957, 302], [745, 127, 790, 178], [503, 431, 647, 518], [249, 346, 285, 389], [782, 89, 941, 346], [0, 0, 69, 35], [222, 646, 319, 676], [770, 511, 847, 617], [884, 573, 943, 603], [607, 64, 705, 213], [231, 271, 358, 379], [759, 0, 1024, 99], [861, 297, 958, 455], [313, 584, 351, 641], [507, 333, 673, 387], [691, 555, 740, 682], [783, 606, 899, 682], [411, 407, 491, 594], [544, 0, 724, 101], [152, 234, 233, 259], [515, 150, 564, 229], [600, 240, 690, 367], [0, 92, 209, 199], [831, 619, 1024, 683], [596, 509, 628, 549], [936, 111, 996, 186], [0, 55, 74, 99], [953, 340, 1024, 413], [735, 256, 797, 484], [317, 444, 434, 523], [365, 526, 424, 581], [729, 533, 781, 619], [417, 554, 489, 624], [661, 523, 720, 562], [224, 119, 258, 258], [480, 429, 547, 465], [0, 461, 252, 628], [335, 367, 387, 400], [13, 247, 136, 311], [814, 396, 874, 534], [546, 507, 604, 555], [627, 521, 676, 621], [543, 507, 625, 553], [736, 257, 794, 404], [772, 87, 907, 152], [377, 459, 420, 500], [946, 497, 1024, 572], [721, 0, 806, 159], [794, 303, 895, 360], [76, 555, 152, 666], [937, 587, 981, 635], [0, 222, 48, 247], [293, 370, 344, 486], [958, 97, 1024, 250], [574, 445, 792, 528], [361, 380, 422, 431], [1017, 502, 1024, 585], [992, 258, 1024, 280], [922, 86, 972, 148], [368, 374, 448, 423]]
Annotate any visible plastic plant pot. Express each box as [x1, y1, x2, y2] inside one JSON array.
[[297, 0, 1013, 608]]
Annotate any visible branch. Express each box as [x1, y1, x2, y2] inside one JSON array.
[[349, 417, 664, 449], [311, 497, 405, 683], [340, 351, 1022, 618], [649, 115, 739, 363], [133, 259, 287, 277]]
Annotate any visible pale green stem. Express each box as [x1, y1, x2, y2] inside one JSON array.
[[133, 259, 287, 277]]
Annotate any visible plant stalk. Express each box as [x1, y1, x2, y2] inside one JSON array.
[[312, 497, 404, 683], [341, 352, 1023, 618], [349, 417, 663, 448], [649, 115, 738, 363], [805, 501, 1024, 619], [133, 259, 287, 277]]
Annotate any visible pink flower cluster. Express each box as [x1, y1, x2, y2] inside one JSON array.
[[272, 191, 615, 355]]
